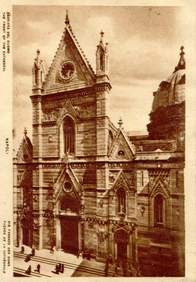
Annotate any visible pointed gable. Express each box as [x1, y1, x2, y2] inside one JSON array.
[[43, 18, 96, 94], [150, 178, 170, 199], [16, 131, 33, 163], [99, 170, 134, 200], [54, 164, 82, 203], [112, 170, 130, 192], [109, 128, 135, 160], [57, 99, 80, 126]]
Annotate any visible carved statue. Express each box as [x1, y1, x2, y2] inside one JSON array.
[[32, 49, 45, 88]]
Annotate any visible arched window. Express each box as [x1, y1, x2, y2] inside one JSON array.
[[154, 194, 164, 226], [117, 188, 126, 213], [63, 116, 75, 154]]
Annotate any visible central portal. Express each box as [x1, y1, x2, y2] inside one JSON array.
[[57, 176, 81, 254], [117, 242, 127, 260], [60, 216, 79, 254]]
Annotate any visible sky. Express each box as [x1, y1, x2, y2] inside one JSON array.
[[13, 5, 187, 150]]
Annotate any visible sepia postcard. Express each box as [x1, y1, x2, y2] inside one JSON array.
[[0, 0, 196, 281]]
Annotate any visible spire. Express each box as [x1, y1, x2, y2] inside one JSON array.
[[12, 128, 16, 139], [178, 46, 185, 69], [65, 10, 70, 26], [118, 117, 123, 128], [100, 30, 104, 44], [36, 49, 40, 57], [96, 30, 109, 76], [24, 127, 27, 137], [174, 46, 185, 72], [180, 45, 184, 55]]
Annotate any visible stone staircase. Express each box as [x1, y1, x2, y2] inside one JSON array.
[[14, 251, 114, 277], [72, 258, 115, 277]]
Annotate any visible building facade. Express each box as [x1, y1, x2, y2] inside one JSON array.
[[13, 13, 185, 276]]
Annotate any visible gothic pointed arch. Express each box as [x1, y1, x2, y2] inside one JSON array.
[[57, 99, 80, 126], [16, 131, 33, 163], [57, 100, 81, 157], [54, 168, 81, 217], [54, 165, 82, 204], [43, 17, 95, 93], [58, 178, 80, 215], [109, 128, 135, 160], [150, 178, 170, 199], [148, 173, 170, 227], [110, 170, 134, 216], [112, 170, 131, 193], [63, 115, 75, 154], [154, 193, 165, 226]]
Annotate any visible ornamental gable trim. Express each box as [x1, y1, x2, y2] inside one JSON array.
[[150, 178, 170, 199], [16, 135, 33, 163], [109, 128, 135, 160], [43, 24, 95, 93], [54, 164, 81, 203], [57, 99, 80, 126], [111, 170, 130, 193]]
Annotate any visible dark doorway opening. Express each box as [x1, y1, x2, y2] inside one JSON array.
[[60, 216, 79, 254], [22, 226, 30, 246], [117, 242, 127, 260]]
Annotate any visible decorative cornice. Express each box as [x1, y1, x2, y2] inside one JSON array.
[[85, 216, 137, 227], [94, 82, 111, 92]]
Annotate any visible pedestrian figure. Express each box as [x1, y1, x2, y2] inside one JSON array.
[[77, 249, 80, 258], [115, 264, 118, 275], [51, 263, 59, 274], [87, 251, 91, 260], [108, 254, 113, 264], [37, 264, 40, 273], [50, 245, 55, 254], [25, 265, 31, 275], [61, 264, 64, 273], [59, 263, 62, 273], [136, 263, 141, 277], [21, 246, 25, 254], [31, 247, 35, 256], [56, 263, 60, 274], [24, 254, 31, 262], [82, 250, 86, 259], [104, 260, 109, 276]]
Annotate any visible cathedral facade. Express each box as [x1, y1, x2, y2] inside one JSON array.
[[13, 13, 185, 276]]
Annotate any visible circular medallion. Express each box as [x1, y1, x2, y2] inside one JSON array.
[[63, 181, 72, 193], [60, 61, 75, 80]]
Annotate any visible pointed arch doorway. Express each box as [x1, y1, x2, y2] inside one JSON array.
[[114, 227, 129, 261], [57, 182, 81, 255]]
